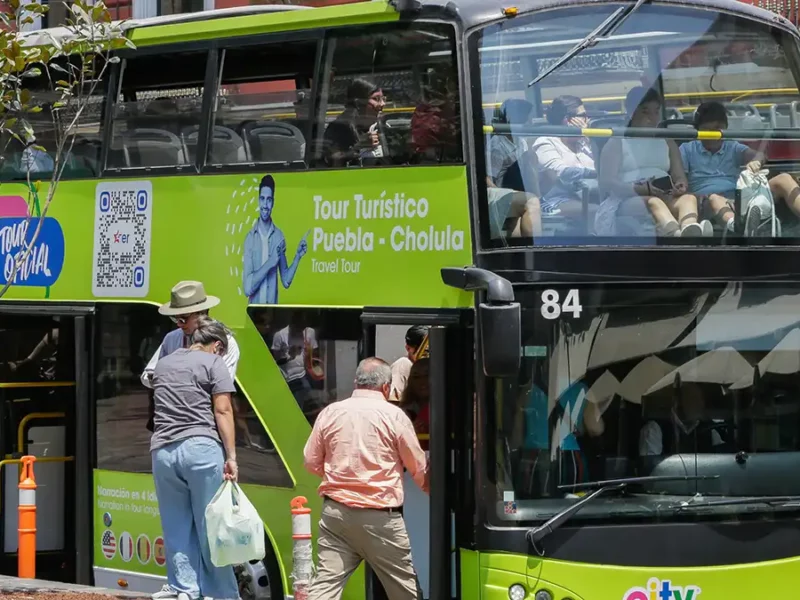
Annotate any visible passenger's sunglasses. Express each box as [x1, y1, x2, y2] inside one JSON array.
[[170, 315, 188, 326]]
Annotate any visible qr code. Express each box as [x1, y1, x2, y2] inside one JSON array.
[[92, 181, 152, 298]]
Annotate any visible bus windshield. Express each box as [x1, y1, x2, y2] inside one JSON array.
[[490, 283, 800, 525], [474, 3, 800, 246]]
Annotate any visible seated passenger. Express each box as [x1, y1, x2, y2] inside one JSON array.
[[639, 387, 725, 457], [323, 78, 385, 167], [410, 71, 460, 163], [486, 99, 542, 238], [531, 95, 598, 219], [681, 101, 800, 236], [596, 87, 713, 237]]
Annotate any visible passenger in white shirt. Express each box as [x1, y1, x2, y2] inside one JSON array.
[[531, 95, 597, 220], [270, 313, 318, 413]]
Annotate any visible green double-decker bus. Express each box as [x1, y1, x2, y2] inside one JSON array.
[[3, 0, 800, 598]]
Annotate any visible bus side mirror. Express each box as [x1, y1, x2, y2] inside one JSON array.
[[441, 267, 520, 378], [478, 301, 521, 378]]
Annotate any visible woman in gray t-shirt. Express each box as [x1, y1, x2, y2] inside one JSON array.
[[150, 316, 240, 600]]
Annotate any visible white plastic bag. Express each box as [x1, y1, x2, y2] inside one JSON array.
[[205, 481, 265, 567], [736, 168, 777, 236]]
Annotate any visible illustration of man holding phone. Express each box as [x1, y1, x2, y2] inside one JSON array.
[[243, 174, 309, 304]]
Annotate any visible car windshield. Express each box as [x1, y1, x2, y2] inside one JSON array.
[[473, 3, 800, 246], [489, 283, 800, 525]]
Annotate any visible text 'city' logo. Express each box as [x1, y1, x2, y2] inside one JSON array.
[[623, 578, 701, 600]]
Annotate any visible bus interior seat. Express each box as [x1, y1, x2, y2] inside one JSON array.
[[724, 103, 765, 130], [182, 125, 247, 165], [588, 115, 627, 155], [769, 102, 799, 129], [122, 128, 188, 168], [65, 136, 101, 177], [242, 120, 306, 164]]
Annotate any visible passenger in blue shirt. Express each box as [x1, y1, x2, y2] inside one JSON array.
[[680, 101, 800, 236]]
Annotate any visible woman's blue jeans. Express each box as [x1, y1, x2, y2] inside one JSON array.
[[152, 436, 239, 600]]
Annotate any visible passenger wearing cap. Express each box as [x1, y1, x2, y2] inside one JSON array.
[[323, 77, 386, 167]]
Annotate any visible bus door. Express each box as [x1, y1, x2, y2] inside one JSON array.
[[0, 305, 93, 585], [361, 309, 473, 600]]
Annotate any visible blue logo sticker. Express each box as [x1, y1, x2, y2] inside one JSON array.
[[0, 217, 65, 287], [103, 512, 112, 527]]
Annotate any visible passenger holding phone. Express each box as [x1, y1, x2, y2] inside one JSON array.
[[596, 87, 713, 237]]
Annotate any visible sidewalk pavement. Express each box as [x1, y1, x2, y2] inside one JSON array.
[[0, 575, 148, 598]]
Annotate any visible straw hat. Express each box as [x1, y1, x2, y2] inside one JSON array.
[[158, 281, 220, 316]]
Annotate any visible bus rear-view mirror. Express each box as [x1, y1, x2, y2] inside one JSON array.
[[478, 301, 521, 378]]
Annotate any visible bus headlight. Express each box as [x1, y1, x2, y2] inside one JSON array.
[[508, 584, 527, 600], [533, 591, 553, 600]]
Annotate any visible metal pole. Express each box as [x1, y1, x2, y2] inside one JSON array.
[[74, 315, 92, 584], [428, 326, 449, 600]]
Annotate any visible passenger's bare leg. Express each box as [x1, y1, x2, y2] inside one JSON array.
[[644, 195, 679, 236], [708, 193, 735, 230], [506, 192, 542, 238], [769, 173, 800, 217], [669, 193, 699, 224], [670, 193, 712, 236]]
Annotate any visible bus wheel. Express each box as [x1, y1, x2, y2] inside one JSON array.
[[236, 539, 283, 600]]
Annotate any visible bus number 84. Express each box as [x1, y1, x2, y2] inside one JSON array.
[[541, 289, 582, 320]]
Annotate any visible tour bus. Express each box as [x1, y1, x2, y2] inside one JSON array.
[[2, 0, 800, 599]]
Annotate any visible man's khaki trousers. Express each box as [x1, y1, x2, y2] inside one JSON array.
[[307, 499, 419, 600]]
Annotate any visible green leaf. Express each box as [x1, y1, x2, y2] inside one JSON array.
[[20, 67, 41, 78]]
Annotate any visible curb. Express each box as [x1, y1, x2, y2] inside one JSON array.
[[0, 576, 149, 598]]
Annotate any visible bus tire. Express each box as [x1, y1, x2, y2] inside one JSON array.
[[236, 535, 284, 600]]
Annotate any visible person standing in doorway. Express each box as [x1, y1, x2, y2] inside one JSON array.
[[303, 357, 428, 600], [150, 316, 240, 600], [390, 325, 428, 402], [142, 281, 240, 600], [242, 174, 308, 304]]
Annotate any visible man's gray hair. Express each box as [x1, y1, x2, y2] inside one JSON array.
[[354, 357, 392, 389], [191, 315, 232, 354]]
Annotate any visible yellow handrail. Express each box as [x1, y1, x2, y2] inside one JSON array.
[[0, 382, 75, 389], [17, 412, 66, 453]]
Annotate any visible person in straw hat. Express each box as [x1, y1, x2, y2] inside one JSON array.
[[141, 281, 240, 391], [143, 281, 242, 600]]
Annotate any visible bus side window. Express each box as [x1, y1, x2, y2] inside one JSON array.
[[249, 307, 362, 427], [313, 23, 463, 168], [108, 50, 207, 171], [208, 41, 317, 169]]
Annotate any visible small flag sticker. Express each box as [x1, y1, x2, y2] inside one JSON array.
[[119, 531, 134, 562], [137, 534, 151, 565], [154, 536, 166, 567], [101, 530, 116, 560]]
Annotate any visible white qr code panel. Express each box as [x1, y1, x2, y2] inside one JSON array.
[[92, 181, 152, 298]]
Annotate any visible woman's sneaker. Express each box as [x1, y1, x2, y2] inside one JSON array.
[[679, 222, 703, 237], [152, 585, 178, 600]]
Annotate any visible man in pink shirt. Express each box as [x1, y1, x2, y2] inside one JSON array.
[[303, 357, 429, 600]]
